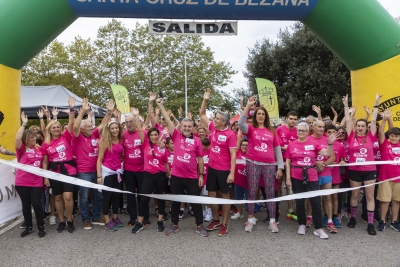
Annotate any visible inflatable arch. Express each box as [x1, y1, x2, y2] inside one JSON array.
[[0, 0, 399, 157]]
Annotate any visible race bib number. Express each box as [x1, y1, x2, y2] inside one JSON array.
[[392, 147, 400, 154], [56, 145, 66, 153], [304, 145, 314, 151], [186, 138, 194, 145], [218, 135, 227, 142], [356, 158, 366, 163], [134, 139, 142, 146]]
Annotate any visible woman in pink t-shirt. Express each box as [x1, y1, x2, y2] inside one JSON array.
[[197, 126, 208, 140], [238, 96, 284, 234], [15, 112, 45, 238], [97, 119, 124, 232], [343, 94, 380, 235], [42, 96, 77, 233]]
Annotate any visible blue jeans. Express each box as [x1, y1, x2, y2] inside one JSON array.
[[78, 172, 102, 222]]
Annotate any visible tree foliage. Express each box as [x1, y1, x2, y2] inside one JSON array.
[[244, 22, 351, 118], [22, 19, 236, 115]]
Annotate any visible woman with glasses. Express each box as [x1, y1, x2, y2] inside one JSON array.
[[285, 122, 338, 239]]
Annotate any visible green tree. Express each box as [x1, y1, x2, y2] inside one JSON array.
[[244, 22, 351, 118]]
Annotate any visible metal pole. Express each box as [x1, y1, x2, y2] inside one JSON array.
[[184, 51, 188, 118]]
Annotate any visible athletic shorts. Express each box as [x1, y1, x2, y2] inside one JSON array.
[[349, 170, 377, 183], [206, 166, 232, 194], [377, 181, 400, 202], [318, 176, 332, 186], [50, 175, 77, 196]]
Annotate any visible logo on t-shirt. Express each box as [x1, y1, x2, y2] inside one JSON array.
[[149, 159, 159, 166], [317, 155, 324, 161], [297, 156, 311, 166], [238, 168, 246, 176], [218, 135, 227, 142], [91, 139, 98, 147], [211, 146, 221, 154], [254, 143, 268, 152], [33, 160, 41, 167], [89, 148, 98, 157], [177, 153, 191, 163], [359, 148, 367, 155]]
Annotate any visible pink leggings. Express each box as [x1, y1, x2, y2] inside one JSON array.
[[246, 161, 276, 218]]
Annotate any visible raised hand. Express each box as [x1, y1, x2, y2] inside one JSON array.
[[68, 96, 76, 108], [162, 128, 169, 135], [41, 105, 50, 117], [21, 111, 28, 125], [331, 106, 338, 117], [247, 96, 256, 107], [187, 112, 192, 119], [203, 88, 211, 100], [342, 94, 348, 107], [51, 107, 59, 117], [349, 106, 357, 117], [328, 131, 340, 144], [113, 108, 121, 118], [149, 92, 157, 102], [363, 106, 370, 116], [106, 99, 115, 112], [312, 105, 321, 115], [375, 93, 383, 105], [178, 106, 183, 117], [240, 96, 244, 101], [37, 109, 44, 118], [381, 108, 393, 119], [156, 98, 163, 105], [130, 107, 139, 116]]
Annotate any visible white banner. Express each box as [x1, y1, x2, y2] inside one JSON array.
[[149, 20, 238, 36], [0, 164, 22, 224]]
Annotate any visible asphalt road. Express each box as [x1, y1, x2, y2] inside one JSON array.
[[1, 201, 400, 267]]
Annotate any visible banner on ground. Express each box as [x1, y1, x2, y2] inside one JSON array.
[[110, 84, 130, 113], [0, 164, 22, 224], [256, 78, 280, 125], [149, 20, 237, 36]]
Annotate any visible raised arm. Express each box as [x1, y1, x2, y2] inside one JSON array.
[[98, 99, 115, 134], [331, 106, 338, 126], [379, 108, 392, 144], [319, 132, 340, 156], [239, 96, 245, 111], [200, 88, 211, 126], [37, 109, 46, 137], [343, 94, 353, 134], [131, 107, 144, 143], [370, 93, 382, 137], [312, 105, 323, 121], [363, 106, 371, 122], [73, 98, 90, 137], [148, 92, 157, 126], [239, 95, 256, 135], [15, 112, 28, 150], [155, 98, 175, 135], [66, 96, 76, 134]]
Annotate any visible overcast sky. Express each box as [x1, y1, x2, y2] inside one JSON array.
[[56, 0, 399, 94]]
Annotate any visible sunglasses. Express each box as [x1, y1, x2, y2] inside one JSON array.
[[338, 131, 346, 135]]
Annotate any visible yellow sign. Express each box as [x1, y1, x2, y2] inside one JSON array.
[[255, 78, 280, 124], [110, 84, 130, 113]]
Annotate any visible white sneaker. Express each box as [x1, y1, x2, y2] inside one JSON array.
[[314, 228, 329, 239], [250, 217, 258, 225], [245, 221, 254, 232], [49, 216, 56, 225], [269, 222, 279, 233], [231, 212, 243, 220], [297, 225, 306, 235], [204, 209, 212, 222]]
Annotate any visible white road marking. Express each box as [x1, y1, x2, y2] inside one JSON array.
[[0, 217, 24, 235]]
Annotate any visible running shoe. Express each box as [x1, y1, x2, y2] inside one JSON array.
[[306, 216, 313, 228], [179, 210, 184, 220], [327, 222, 337, 233], [206, 220, 222, 231], [143, 219, 151, 226], [217, 224, 228, 236], [105, 221, 118, 232], [57, 222, 66, 233], [38, 226, 46, 238], [297, 225, 306, 235], [131, 222, 143, 233], [269, 222, 279, 233], [67, 221, 75, 233], [367, 223, 376, 235], [314, 228, 329, 239], [157, 221, 164, 232], [322, 216, 328, 227], [92, 218, 106, 225], [196, 224, 209, 237], [128, 219, 137, 226], [250, 217, 258, 225], [230, 206, 238, 214], [21, 226, 32, 237], [188, 209, 194, 217], [112, 217, 123, 227], [286, 212, 298, 222], [204, 209, 212, 222], [333, 217, 342, 228], [377, 220, 386, 231], [231, 212, 243, 220], [165, 223, 179, 235], [347, 217, 357, 228], [390, 221, 400, 232], [20, 221, 27, 229], [245, 221, 254, 232], [83, 221, 92, 230], [49, 216, 57, 226]]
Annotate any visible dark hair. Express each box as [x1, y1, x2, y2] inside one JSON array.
[[240, 139, 248, 146], [287, 111, 298, 118], [165, 137, 173, 145], [147, 127, 159, 156], [388, 127, 400, 136], [251, 107, 275, 134], [36, 130, 44, 139], [355, 119, 368, 145], [201, 137, 210, 147], [325, 124, 337, 132]]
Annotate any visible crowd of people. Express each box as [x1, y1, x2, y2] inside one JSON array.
[[9, 89, 400, 239]]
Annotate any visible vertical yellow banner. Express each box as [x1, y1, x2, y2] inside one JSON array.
[[255, 78, 280, 124], [110, 84, 130, 113]]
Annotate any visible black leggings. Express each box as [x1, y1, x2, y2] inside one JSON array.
[[102, 174, 122, 216], [16, 186, 44, 227], [138, 172, 168, 217]]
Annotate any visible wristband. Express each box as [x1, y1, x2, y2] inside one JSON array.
[[328, 143, 333, 146], [373, 105, 379, 108], [97, 176, 102, 179], [39, 117, 43, 120]]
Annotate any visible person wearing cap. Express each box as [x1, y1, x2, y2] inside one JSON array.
[[200, 88, 237, 237]]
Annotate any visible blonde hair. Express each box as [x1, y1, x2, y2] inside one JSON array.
[[100, 121, 123, 152], [44, 120, 62, 144]]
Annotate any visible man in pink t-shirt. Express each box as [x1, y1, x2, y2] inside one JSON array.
[[200, 89, 237, 237], [72, 98, 113, 230]]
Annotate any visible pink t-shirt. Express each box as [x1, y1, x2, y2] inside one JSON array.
[[379, 139, 400, 182], [208, 122, 237, 171], [171, 129, 203, 179], [284, 139, 323, 182], [41, 130, 77, 175], [245, 125, 280, 163], [347, 131, 376, 171], [234, 150, 247, 189], [122, 130, 146, 172], [102, 142, 124, 171], [308, 135, 332, 177], [372, 134, 381, 174], [72, 128, 100, 173], [202, 148, 210, 187], [143, 137, 168, 174], [15, 144, 43, 187], [276, 125, 298, 160], [331, 140, 345, 185], [340, 140, 350, 179], [155, 123, 170, 141]]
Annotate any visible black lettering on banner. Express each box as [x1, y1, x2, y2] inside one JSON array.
[[167, 23, 182, 33], [0, 188, 3, 203], [152, 23, 166, 33], [219, 23, 234, 33], [377, 96, 400, 113], [196, 24, 202, 33], [205, 24, 218, 33], [0, 111, 4, 125], [184, 24, 195, 33], [6, 185, 17, 200]]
